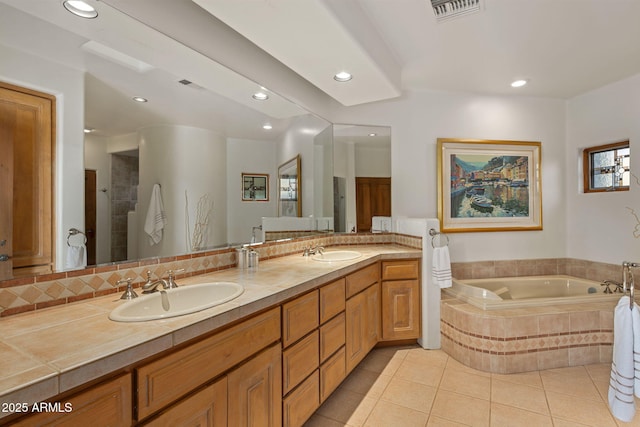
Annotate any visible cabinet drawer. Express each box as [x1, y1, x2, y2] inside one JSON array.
[[282, 290, 319, 348], [319, 278, 345, 324], [319, 312, 345, 363], [14, 374, 132, 427], [320, 347, 346, 403], [346, 263, 380, 298], [282, 330, 319, 395], [143, 377, 227, 427], [137, 307, 280, 420], [283, 370, 319, 427], [381, 260, 419, 280]]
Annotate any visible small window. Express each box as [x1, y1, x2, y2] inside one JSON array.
[[583, 141, 630, 193]]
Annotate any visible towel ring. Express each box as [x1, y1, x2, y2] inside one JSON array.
[[67, 228, 87, 246], [429, 229, 450, 248]]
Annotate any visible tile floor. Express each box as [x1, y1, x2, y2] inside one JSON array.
[[304, 346, 640, 427]]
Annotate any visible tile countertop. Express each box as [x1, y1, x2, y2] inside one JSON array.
[[0, 245, 421, 415]]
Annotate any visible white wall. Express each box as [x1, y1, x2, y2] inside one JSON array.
[[355, 144, 391, 177], [330, 90, 568, 262], [566, 74, 640, 264], [0, 44, 84, 270], [137, 125, 227, 258], [226, 138, 277, 244]]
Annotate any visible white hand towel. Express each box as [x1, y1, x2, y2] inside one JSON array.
[[432, 246, 452, 288], [144, 184, 167, 245], [633, 301, 640, 398], [609, 296, 636, 422], [65, 244, 86, 270]]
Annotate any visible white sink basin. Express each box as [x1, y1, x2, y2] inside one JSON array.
[[312, 250, 362, 262], [109, 282, 244, 322]]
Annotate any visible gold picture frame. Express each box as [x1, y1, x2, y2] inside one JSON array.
[[437, 138, 542, 233], [278, 155, 301, 217]]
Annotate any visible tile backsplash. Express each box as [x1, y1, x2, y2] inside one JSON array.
[[0, 232, 420, 317]]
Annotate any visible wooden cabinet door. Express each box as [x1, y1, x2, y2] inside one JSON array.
[[364, 282, 380, 350], [14, 374, 132, 427], [228, 345, 282, 427], [144, 378, 227, 427], [0, 83, 54, 277], [345, 291, 366, 373], [381, 280, 420, 340]]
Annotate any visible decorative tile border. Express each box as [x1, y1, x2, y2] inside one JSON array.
[[0, 233, 421, 317], [440, 299, 615, 373]]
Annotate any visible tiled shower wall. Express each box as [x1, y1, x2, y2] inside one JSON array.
[[111, 154, 139, 262]]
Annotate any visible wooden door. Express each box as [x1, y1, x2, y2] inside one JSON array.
[[227, 344, 282, 427], [355, 177, 391, 232], [84, 170, 97, 266], [0, 100, 14, 279], [0, 82, 54, 276]]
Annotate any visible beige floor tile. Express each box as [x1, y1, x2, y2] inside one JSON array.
[[395, 359, 446, 387], [439, 368, 490, 400], [491, 370, 543, 389], [427, 416, 472, 426], [430, 390, 490, 427], [304, 414, 348, 427], [404, 348, 450, 368], [490, 402, 553, 427], [379, 377, 437, 413], [315, 388, 377, 426], [546, 390, 617, 427], [358, 347, 408, 376], [552, 419, 597, 427], [445, 357, 492, 378], [540, 366, 602, 400], [364, 400, 429, 427], [491, 378, 550, 415], [339, 367, 393, 399]]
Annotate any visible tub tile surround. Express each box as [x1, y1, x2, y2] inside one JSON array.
[[0, 232, 420, 317], [443, 258, 628, 374], [0, 242, 421, 420]]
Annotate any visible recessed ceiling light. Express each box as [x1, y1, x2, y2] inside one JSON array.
[[252, 92, 269, 101], [368, 133, 377, 137], [63, 1, 98, 19], [334, 71, 353, 82], [263, 124, 273, 130], [132, 96, 148, 103], [511, 79, 528, 88], [84, 128, 94, 134]]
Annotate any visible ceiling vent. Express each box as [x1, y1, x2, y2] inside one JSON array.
[[431, 0, 482, 22], [178, 79, 205, 90]]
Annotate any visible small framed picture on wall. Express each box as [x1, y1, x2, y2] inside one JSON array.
[[242, 173, 269, 201]]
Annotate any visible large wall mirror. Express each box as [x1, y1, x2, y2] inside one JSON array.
[[333, 124, 392, 233], [0, 0, 333, 282]]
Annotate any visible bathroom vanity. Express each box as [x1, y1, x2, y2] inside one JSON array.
[[1, 245, 420, 426]]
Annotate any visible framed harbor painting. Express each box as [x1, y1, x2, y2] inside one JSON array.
[[437, 138, 542, 233], [242, 173, 269, 201]]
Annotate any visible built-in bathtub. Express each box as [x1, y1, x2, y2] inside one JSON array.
[[444, 275, 620, 310], [440, 275, 621, 373]]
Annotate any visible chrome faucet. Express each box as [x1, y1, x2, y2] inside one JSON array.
[[601, 279, 623, 294], [303, 245, 325, 257], [142, 278, 170, 294]]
